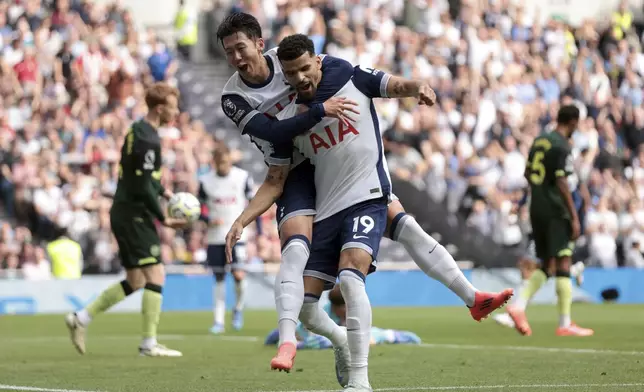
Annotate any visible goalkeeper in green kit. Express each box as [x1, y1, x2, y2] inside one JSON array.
[[66, 82, 188, 357]]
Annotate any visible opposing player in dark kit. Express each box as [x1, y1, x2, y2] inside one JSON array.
[[506, 105, 594, 337], [66, 82, 189, 357]]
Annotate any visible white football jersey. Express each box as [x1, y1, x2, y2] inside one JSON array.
[[220, 48, 307, 167], [277, 56, 392, 221], [199, 166, 254, 244]]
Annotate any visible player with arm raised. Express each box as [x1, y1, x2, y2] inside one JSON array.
[[505, 105, 594, 337], [65, 82, 187, 357], [199, 145, 254, 334], [275, 35, 393, 391], [216, 13, 358, 372]]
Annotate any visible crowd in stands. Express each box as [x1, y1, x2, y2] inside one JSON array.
[[0, 0, 282, 278], [2, 0, 644, 277]]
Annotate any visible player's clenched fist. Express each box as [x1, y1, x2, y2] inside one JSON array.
[[418, 84, 436, 106], [225, 220, 244, 263], [322, 96, 360, 122]]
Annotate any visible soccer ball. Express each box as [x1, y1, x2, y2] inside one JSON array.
[[168, 192, 201, 223]]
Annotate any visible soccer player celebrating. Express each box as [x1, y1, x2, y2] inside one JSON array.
[[505, 105, 594, 337], [65, 82, 188, 357], [218, 13, 512, 373], [198, 145, 255, 333]]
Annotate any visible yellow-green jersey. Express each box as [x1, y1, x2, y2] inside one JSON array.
[[526, 131, 573, 220], [112, 119, 165, 222]]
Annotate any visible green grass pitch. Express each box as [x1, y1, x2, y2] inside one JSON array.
[[1, 304, 643, 392]]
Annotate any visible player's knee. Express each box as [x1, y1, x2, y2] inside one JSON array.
[[339, 248, 372, 276], [302, 276, 325, 297], [387, 211, 407, 240], [119, 279, 138, 295], [281, 234, 311, 254], [280, 235, 311, 275], [338, 268, 366, 290], [279, 217, 312, 246], [144, 282, 163, 294], [299, 293, 321, 330], [232, 270, 245, 282], [125, 270, 145, 290], [557, 256, 572, 272], [141, 263, 165, 286]]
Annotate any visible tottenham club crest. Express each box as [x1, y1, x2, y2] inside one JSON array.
[[223, 98, 237, 117]]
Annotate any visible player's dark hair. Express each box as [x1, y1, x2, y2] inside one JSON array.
[[216, 12, 262, 45], [277, 34, 315, 61], [557, 104, 580, 125], [328, 288, 345, 306]]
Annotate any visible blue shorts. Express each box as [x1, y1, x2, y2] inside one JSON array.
[[207, 244, 245, 272], [276, 160, 316, 231], [304, 197, 388, 289]]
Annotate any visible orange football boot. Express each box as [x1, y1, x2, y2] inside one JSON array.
[[270, 342, 297, 373], [556, 323, 594, 337], [506, 305, 532, 336], [469, 288, 514, 322]]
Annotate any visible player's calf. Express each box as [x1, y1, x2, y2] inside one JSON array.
[[68, 277, 141, 354], [338, 249, 374, 390], [211, 273, 226, 334], [299, 277, 350, 387], [139, 264, 182, 357], [387, 204, 477, 307], [232, 269, 246, 331]]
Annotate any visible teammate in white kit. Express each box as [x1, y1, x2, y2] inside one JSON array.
[[275, 36, 396, 391], [217, 13, 513, 375], [199, 145, 254, 334]]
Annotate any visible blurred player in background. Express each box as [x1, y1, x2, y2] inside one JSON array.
[[493, 236, 585, 329], [65, 82, 188, 357], [506, 105, 594, 337], [199, 145, 255, 334], [265, 286, 421, 349], [217, 12, 513, 373]]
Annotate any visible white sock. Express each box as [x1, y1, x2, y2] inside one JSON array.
[[339, 269, 371, 388], [275, 236, 309, 346], [214, 281, 225, 326], [393, 215, 477, 306], [559, 314, 571, 328], [235, 278, 246, 312], [299, 295, 348, 347], [141, 337, 157, 349], [76, 309, 91, 326], [511, 280, 529, 310]]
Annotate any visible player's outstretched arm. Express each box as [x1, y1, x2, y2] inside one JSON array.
[[226, 164, 289, 262], [221, 94, 358, 144], [385, 76, 436, 106]]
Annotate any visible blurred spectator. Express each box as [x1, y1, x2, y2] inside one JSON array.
[[174, 0, 198, 61]]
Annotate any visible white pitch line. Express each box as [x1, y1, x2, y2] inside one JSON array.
[[418, 343, 644, 356], [1, 334, 259, 344], [0, 385, 101, 392], [3, 335, 641, 356], [265, 383, 644, 392]]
